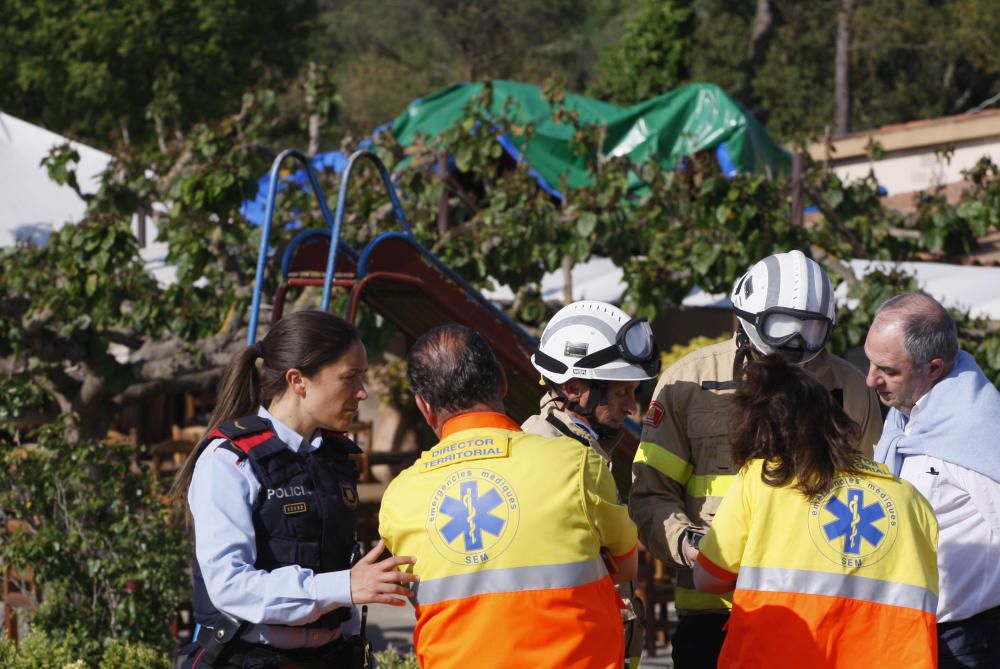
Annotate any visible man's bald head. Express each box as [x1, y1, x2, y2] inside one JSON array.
[[872, 292, 958, 367], [407, 324, 505, 416], [865, 292, 957, 413]]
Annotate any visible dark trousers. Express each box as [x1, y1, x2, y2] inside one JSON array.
[[671, 613, 728, 669], [938, 605, 1000, 669]]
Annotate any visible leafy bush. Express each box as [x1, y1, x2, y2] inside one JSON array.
[[375, 647, 421, 669], [0, 404, 189, 662], [0, 633, 168, 669], [660, 334, 731, 370]]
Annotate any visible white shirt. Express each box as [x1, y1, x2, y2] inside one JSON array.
[[189, 407, 358, 648], [900, 399, 1000, 622]]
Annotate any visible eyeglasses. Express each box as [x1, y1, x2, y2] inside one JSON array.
[[734, 306, 833, 353], [576, 317, 661, 375]]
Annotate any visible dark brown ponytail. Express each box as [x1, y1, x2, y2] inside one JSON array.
[[171, 310, 360, 498]]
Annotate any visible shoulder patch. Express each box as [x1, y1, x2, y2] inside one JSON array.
[[644, 401, 665, 428], [216, 415, 271, 439]]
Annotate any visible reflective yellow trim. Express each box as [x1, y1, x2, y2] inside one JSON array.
[[674, 585, 733, 611], [634, 441, 693, 485], [685, 473, 736, 498]]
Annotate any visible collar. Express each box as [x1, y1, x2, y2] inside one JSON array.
[[441, 411, 522, 439], [906, 392, 931, 427], [257, 406, 323, 453]]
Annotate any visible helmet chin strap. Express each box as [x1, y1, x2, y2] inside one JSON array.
[[733, 323, 757, 379], [546, 379, 615, 437], [734, 323, 813, 375]]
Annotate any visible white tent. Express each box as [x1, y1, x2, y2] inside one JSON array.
[[0, 112, 174, 285], [484, 255, 1000, 321], [0, 112, 110, 245]]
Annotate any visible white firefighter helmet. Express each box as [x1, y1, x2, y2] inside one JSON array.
[[531, 300, 660, 385], [730, 250, 836, 364]]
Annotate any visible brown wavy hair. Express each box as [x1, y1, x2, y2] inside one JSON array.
[[730, 354, 862, 498]]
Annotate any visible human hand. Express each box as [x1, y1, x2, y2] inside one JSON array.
[[349, 539, 419, 606], [682, 537, 700, 565], [682, 527, 705, 566]]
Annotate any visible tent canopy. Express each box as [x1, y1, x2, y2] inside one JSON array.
[[390, 80, 791, 197]]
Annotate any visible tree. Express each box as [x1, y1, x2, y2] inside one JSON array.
[[0, 0, 318, 149], [314, 0, 628, 138], [589, 0, 695, 105]]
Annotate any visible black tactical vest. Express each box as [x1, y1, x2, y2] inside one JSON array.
[[191, 415, 362, 628]]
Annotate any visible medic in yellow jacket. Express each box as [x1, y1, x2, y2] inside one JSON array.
[[696, 457, 939, 668], [380, 411, 639, 669]]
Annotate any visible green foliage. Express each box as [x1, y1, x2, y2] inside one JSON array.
[[0, 413, 189, 659], [661, 334, 731, 369], [0, 0, 318, 148], [317, 0, 629, 137], [687, 0, 1000, 140], [375, 648, 421, 669], [0, 633, 168, 669], [590, 0, 694, 105], [828, 269, 920, 356]]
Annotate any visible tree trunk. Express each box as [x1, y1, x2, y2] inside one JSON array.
[[834, 0, 854, 138], [306, 61, 322, 155], [562, 254, 573, 305], [437, 153, 450, 235], [745, 0, 773, 98]]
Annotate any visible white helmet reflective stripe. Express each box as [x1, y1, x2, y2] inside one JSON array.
[[730, 250, 836, 364], [531, 300, 659, 385]]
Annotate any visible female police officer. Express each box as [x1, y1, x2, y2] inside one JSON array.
[[175, 310, 417, 668]]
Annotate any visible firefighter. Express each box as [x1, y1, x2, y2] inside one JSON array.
[[630, 250, 882, 669]]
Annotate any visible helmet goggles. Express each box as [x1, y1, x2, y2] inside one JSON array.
[[576, 317, 661, 376], [734, 306, 833, 353]]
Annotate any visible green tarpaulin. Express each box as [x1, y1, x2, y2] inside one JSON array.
[[390, 80, 791, 196]]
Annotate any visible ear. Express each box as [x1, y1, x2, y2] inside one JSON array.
[[415, 395, 440, 434], [926, 357, 948, 383], [496, 362, 508, 399], [561, 378, 589, 403], [284, 368, 307, 398]]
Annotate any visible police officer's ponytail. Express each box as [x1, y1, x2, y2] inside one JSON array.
[[172, 310, 360, 497]]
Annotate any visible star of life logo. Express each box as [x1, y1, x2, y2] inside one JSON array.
[[427, 468, 520, 566], [808, 476, 898, 568]]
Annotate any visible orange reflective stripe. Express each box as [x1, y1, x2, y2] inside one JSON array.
[[697, 552, 738, 581], [612, 543, 639, 562], [441, 411, 522, 438], [414, 577, 623, 669]]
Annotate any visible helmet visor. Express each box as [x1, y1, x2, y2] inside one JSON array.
[[737, 307, 833, 353], [619, 317, 657, 362], [574, 316, 661, 376]]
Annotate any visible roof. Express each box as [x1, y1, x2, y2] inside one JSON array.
[[808, 110, 1000, 161]]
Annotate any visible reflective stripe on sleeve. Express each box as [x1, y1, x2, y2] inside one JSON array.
[[737, 566, 938, 614], [674, 585, 734, 611], [412, 558, 608, 606], [634, 441, 693, 485], [685, 473, 736, 498]]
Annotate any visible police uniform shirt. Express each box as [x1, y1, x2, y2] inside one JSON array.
[[189, 406, 357, 648]]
